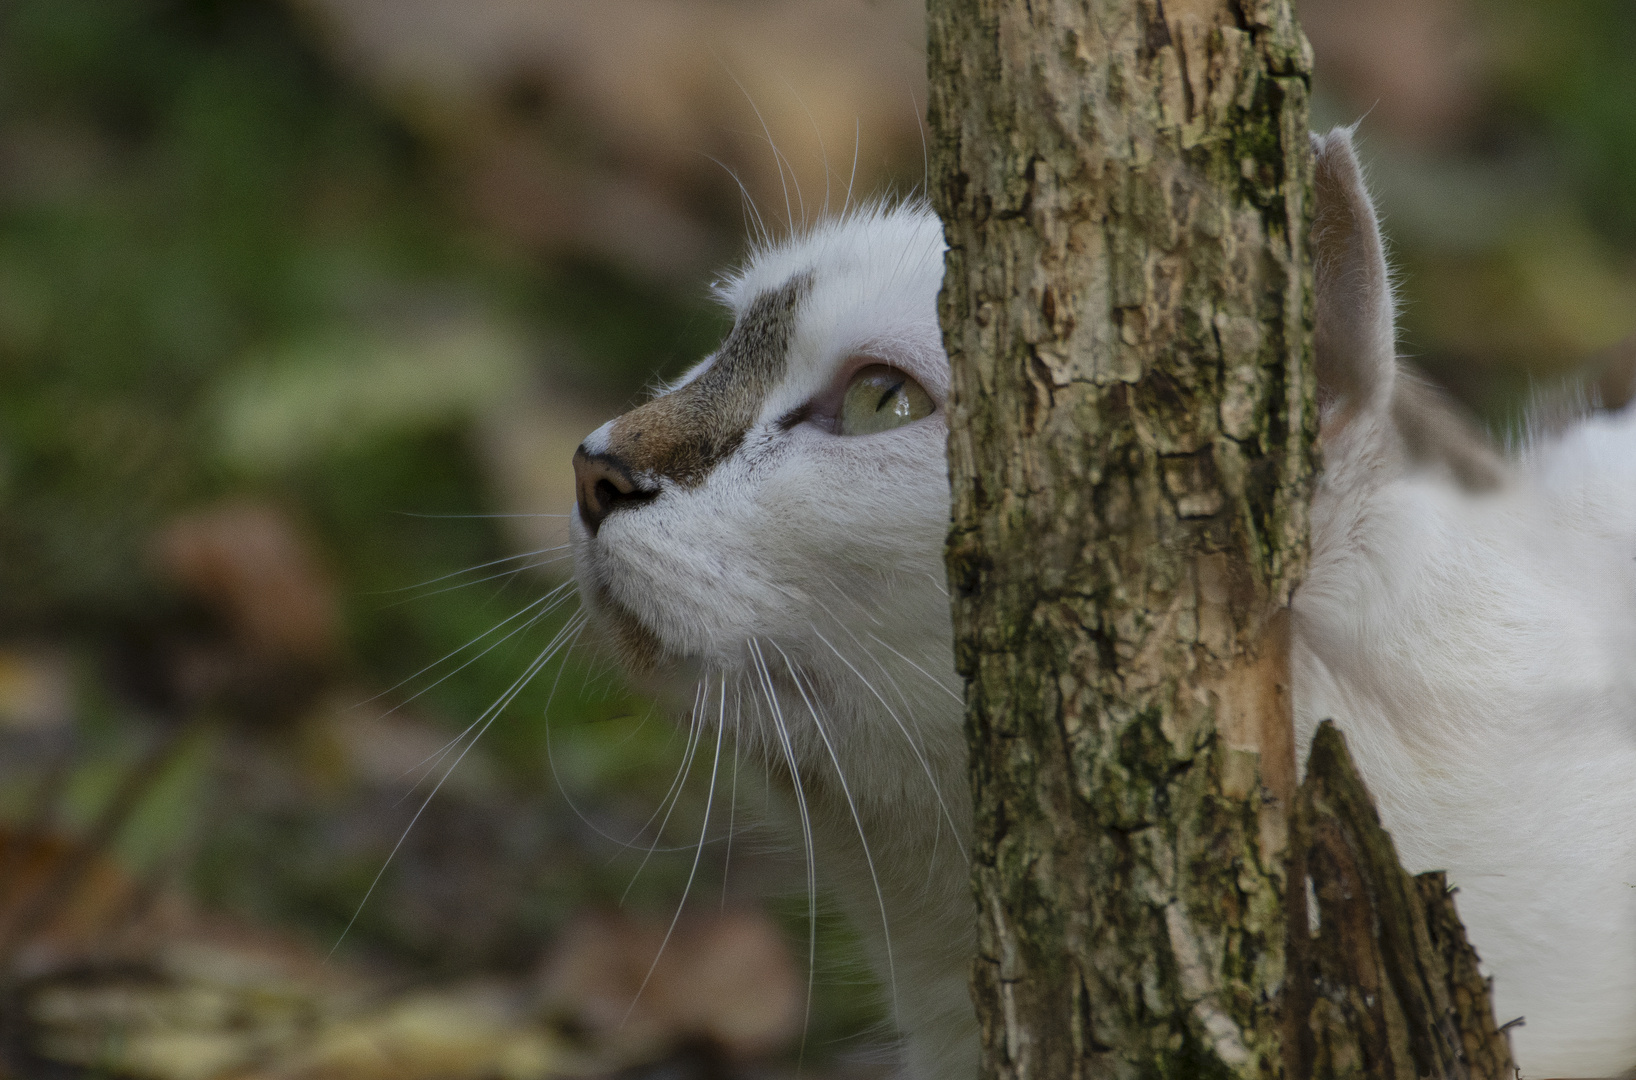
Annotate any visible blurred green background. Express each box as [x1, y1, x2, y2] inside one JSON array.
[[0, 0, 1631, 1077]]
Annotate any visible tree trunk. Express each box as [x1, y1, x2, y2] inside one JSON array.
[[930, 0, 1315, 1073], [927, 1, 1515, 1077]]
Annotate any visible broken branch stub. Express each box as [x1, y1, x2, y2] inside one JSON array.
[[1293, 720, 1516, 1079]]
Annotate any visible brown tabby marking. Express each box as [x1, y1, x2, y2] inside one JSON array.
[[598, 273, 812, 487]]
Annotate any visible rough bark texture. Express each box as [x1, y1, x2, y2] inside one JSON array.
[[929, 1, 1519, 1077], [928, 0, 1316, 1074], [1293, 723, 1516, 1080]]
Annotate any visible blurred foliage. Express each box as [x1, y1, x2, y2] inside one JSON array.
[[0, 0, 751, 991], [1486, 0, 1636, 245], [1307, 0, 1636, 417], [0, 3, 882, 1072], [2, 0, 1634, 1074]]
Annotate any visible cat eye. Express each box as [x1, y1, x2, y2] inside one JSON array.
[[837, 365, 934, 436]]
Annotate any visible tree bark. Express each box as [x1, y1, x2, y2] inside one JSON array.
[[929, 1, 1517, 1078], [930, 1, 1315, 1073], [1293, 723, 1516, 1080]]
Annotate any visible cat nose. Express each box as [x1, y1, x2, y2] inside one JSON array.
[[573, 446, 656, 535]]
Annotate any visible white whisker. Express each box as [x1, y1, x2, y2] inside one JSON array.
[[377, 552, 573, 609], [770, 640, 899, 1016], [387, 591, 582, 787], [373, 545, 572, 596], [866, 632, 963, 704], [809, 623, 966, 861], [624, 672, 726, 1023], [844, 118, 860, 217], [357, 581, 575, 711], [619, 679, 710, 903], [331, 607, 588, 959], [699, 150, 770, 250], [722, 679, 742, 910], [909, 85, 928, 199], [747, 638, 817, 1060]]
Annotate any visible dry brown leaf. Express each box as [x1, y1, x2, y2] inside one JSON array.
[[152, 502, 342, 667], [536, 908, 801, 1064]]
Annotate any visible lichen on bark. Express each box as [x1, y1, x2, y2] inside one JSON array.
[[928, 0, 1316, 1075], [930, 1, 1518, 1077]]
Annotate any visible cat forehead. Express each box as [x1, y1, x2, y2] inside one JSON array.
[[714, 201, 945, 311], [583, 204, 946, 488], [694, 202, 948, 403]]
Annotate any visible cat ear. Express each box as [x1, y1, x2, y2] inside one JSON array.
[[1311, 127, 1396, 426], [1310, 128, 1508, 488]]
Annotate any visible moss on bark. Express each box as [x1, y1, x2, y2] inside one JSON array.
[[930, 1, 1316, 1073], [930, 2, 1516, 1076]]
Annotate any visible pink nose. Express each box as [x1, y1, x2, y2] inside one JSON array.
[[572, 446, 655, 535]]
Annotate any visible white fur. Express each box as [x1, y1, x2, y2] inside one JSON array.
[[572, 143, 1636, 1077]]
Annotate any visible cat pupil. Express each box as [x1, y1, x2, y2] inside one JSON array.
[[837, 364, 932, 436]]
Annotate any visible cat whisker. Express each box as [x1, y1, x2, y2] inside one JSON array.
[[623, 672, 727, 1025], [382, 594, 583, 789], [543, 696, 713, 855], [778, 75, 831, 218], [723, 66, 798, 235], [393, 512, 572, 520], [375, 552, 573, 610], [540, 616, 709, 854], [908, 85, 928, 201], [808, 624, 967, 862], [845, 119, 861, 218], [331, 606, 590, 960], [771, 640, 899, 1018], [388, 603, 581, 798], [698, 151, 771, 251], [357, 581, 577, 712], [920, 571, 950, 598], [371, 545, 572, 596], [619, 678, 710, 901], [722, 680, 743, 910], [815, 572, 886, 628], [747, 638, 817, 1062], [863, 631, 962, 704]]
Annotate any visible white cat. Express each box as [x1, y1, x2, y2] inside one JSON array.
[[568, 128, 1636, 1078]]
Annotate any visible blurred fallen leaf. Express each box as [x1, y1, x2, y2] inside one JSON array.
[[0, 827, 143, 968], [272, 985, 569, 1080], [153, 502, 342, 668], [7, 923, 585, 1080], [0, 647, 74, 732], [536, 908, 801, 1065]]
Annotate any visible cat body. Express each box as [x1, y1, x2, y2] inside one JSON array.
[[569, 130, 1636, 1077]]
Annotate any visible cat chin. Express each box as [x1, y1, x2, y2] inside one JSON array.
[[576, 581, 686, 684]]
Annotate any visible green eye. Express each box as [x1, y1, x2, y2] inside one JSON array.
[[837, 365, 934, 436]]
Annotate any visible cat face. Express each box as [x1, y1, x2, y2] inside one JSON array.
[[570, 205, 956, 726]]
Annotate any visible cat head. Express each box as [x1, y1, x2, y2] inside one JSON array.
[[569, 202, 956, 744], [568, 129, 1498, 733]]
